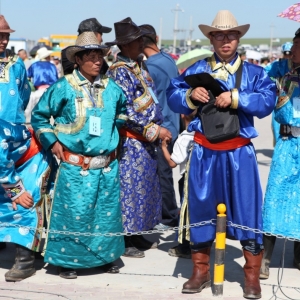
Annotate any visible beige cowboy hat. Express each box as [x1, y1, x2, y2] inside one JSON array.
[[0, 15, 15, 33], [199, 10, 250, 39], [65, 31, 109, 63], [36, 47, 53, 61]]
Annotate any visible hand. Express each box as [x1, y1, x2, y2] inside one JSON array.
[[106, 49, 112, 57], [12, 192, 33, 210], [51, 141, 66, 162], [158, 127, 172, 141], [190, 87, 210, 103], [215, 91, 232, 108], [162, 137, 171, 148]]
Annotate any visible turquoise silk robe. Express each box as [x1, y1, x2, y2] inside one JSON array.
[[31, 70, 127, 268]]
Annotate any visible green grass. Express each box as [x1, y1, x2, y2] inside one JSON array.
[[161, 38, 292, 47]]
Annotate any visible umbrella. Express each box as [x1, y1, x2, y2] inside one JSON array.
[[278, 3, 300, 22], [29, 43, 52, 57], [176, 48, 213, 69]]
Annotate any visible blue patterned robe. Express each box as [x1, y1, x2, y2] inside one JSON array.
[[0, 52, 31, 124], [0, 120, 53, 251], [263, 67, 300, 239], [31, 70, 127, 268], [107, 55, 164, 232], [167, 53, 276, 245]]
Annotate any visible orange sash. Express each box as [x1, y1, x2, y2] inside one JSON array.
[[194, 132, 251, 151], [15, 128, 43, 167], [119, 128, 149, 142]]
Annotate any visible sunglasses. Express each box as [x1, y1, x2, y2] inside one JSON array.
[[210, 32, 239, 41], [0, 33, 10, 41]]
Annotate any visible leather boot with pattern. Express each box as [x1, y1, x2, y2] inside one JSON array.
[[294, 241, 300, 270], [182, 247, 211, 293], [5, 245, 36, 282], [260, 235, 276, 279], [243, 249, 263, 299]]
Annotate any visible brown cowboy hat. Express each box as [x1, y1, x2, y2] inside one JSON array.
[[0, 15, 15, 33], [105, 17, 152, 47], [65, 31, 109, 63], [199, 10, 249, 39]]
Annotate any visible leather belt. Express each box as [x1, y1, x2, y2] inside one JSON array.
[[280, 124, 300, 137], [63, 149, 117, 170]]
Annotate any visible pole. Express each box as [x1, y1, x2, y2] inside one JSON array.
[[187, 16, 193, 52], [158, 17, 162, 49], [171, 4, 184, 55], [213, 203, 227, 296]]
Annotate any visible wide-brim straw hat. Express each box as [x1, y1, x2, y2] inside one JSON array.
[[65, 31, 110, 63], [0, 15, 15, 33], [36, 47, 53, 61], [199, 10, 250, 39], [105, 17, 152, 47]]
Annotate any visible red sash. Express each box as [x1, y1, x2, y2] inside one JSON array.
[[194, 132, 251, 151], [119, 128, 149, 142], [15, 128, 43, 167]]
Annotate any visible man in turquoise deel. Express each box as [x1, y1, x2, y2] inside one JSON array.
[[31, 32, 128, 279]]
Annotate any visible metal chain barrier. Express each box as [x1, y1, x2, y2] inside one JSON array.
[[1, 219, 300, 242], [226, 221, 300, 242], [2, 219, 300, 299]]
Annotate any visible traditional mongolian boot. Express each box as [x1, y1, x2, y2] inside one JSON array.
[[182, 247, 211, 293], [243, 249, 263, 299], [131, 235, 158, 250], [58, 267, 77, 279], [293, 241, 300, 270], [259, 235, 276, 279], [5, 244, 36, 282], [123, 236, 145, 258]]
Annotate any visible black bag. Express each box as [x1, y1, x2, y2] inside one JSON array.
[[200, 90, 240, 143], [184, 62, 243, 143]]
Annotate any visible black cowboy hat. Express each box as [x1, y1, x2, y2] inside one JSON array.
[[78, 18, 111, 35], [184, 73, 224, 97], [105, 17, 152, 47]]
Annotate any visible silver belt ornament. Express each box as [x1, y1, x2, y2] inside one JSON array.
[[66, 154, 112, 176]]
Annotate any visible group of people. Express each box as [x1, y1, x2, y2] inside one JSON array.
[[0, 8, 299, 300]]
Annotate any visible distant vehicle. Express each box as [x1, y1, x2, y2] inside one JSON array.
[[258, 44, 269, 51], [240, 44, 253, 50], [201, 45, 213, 51], [37, 34, 77, 58]]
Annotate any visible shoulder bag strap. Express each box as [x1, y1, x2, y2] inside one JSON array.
[[235, 61, 243, 88]]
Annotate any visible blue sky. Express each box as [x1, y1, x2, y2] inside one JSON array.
[[1, 0, 299, 42]]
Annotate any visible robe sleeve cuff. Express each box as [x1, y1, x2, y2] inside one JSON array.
[[143, 122, 160, 142], [186, 88, 199, 110], [230, 88, 239, 109], [2, 180, 26, 201], [35, 129, 58, 150]]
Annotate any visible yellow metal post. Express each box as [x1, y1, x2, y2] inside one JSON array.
[[213, 203, 227, 296]]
